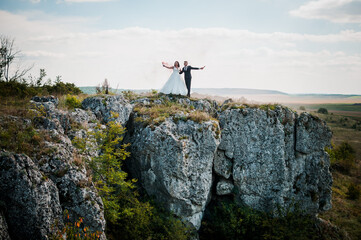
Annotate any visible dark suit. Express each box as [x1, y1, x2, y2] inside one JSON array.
[[179, 66, 200, 97]]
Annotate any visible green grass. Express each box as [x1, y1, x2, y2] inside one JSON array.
[[288, 103, 361, 113], [316, 109, 361, 240], [0, 116, 57, 158], [319, 171, 361, 239], [307, 104, 361, 112]]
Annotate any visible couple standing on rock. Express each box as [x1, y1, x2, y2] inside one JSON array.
[[160, 61, 205, 97]]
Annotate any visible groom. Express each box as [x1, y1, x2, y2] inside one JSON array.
[[179, 61, 205, 97]]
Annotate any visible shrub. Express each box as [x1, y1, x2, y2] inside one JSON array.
[[327, 142, 356, 173], [318, 108, 328, 114], [65, 95, 82, 109], [107, 195, 190, 240], [88, 117, 132, 223], [0, 81, 36, 98], [0, 68, 81, 99], [299, 106, 306, 110], [346, 183, 360, 200], [200, 201, 319, 240], [0, 74, 82, 98], [47, 81, 82, 95], [74, 113, 190, 239]]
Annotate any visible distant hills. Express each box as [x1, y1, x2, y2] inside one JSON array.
[[192, 88, 287, 95], [79, 87, 361, 104]]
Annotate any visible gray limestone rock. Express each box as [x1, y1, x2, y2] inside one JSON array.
[[213, 150, 232, 179], [0, 152, 62, 240], [30, 99, 71, 135], [296, 112, 332, 154], [31, 95, 59, 106], [82, 95, 133, 125], [216, 179, 234, 196], [177, 98, 218, 114], [218, 106, 332, 214], [69, 108, 97, 125], [38, 141, 106, 235], [125, 115, 220, 230]]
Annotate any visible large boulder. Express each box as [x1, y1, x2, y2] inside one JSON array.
[[216, 106, 332, 214], [82, 95, 133, 125], [38, 141, 106, 234], [125, 115, 220, 230], [31, 95, 59, 106], [0, 152, 62, 240], [30, 97, 71, 135]]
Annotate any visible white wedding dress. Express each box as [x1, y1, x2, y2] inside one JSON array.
[[160, 67, 188, 95]]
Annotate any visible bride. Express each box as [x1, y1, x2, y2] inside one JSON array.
[[160, 61, 187, 95]]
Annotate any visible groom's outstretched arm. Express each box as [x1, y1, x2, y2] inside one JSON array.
[[190, 66, 205, 70]]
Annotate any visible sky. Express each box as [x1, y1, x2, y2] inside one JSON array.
[[0, 0, 361, 94]]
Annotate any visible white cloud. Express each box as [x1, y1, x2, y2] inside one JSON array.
[[0, 10, 360, 94], [29, 0, 41, 3], [23, 51, 66, 58], [290, 0, 361, 23]]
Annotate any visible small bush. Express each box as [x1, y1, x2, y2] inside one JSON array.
[[299, 106, 306, 110], [346, 183, 360, 200], [327, 142, 356, 173], [318, 108, 328, 114], [65, 95, 82, 109]]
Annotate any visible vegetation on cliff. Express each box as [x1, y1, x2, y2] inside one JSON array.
[[72, 113, 190, 240], [200, 201, 320, 240]]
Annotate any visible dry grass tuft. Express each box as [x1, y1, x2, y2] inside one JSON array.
[[73, 151, 84, 167], [188, 111, 211, 123]]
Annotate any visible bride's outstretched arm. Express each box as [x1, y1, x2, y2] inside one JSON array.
[[162, 62, 173, 69], [163, 65, 173, 69]]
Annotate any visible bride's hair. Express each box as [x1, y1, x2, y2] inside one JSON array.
[[174, 61, 180, 68]]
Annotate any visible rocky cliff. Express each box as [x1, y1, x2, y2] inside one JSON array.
[[0, 94, 332, 238], [0, 96, 106, 240], [124, 97, 332, 230]]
